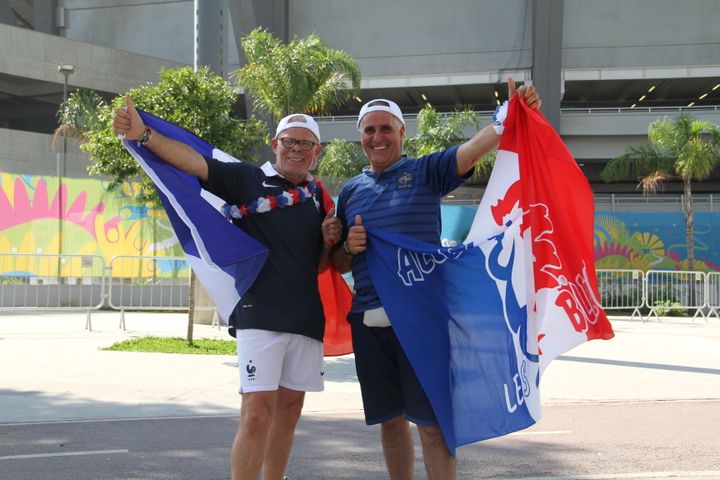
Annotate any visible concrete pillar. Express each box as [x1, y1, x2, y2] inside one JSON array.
[[0, 0, 16, 25], [34, 0, 57, 34], [228, 0, 288, 162], [194, 0, 228, 78], [532, 0, 563, 129]]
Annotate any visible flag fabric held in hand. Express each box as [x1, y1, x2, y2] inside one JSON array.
[[365, 97, 614, 454], [122, 111, 352, 356]]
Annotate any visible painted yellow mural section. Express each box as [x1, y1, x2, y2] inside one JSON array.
[[0, 172, 186, 278]]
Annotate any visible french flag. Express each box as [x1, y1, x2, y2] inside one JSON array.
[[122, 112, 352, 356], [365, 97, 614, 454]]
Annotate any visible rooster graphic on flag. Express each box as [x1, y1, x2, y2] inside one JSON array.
[[365, 96, 614, 454]]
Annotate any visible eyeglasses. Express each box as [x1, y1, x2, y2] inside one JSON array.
[[279, 137, 317, 151]]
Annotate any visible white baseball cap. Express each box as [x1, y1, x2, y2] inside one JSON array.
[[356, 99, 405, 129], [275, 113, 321, 142]]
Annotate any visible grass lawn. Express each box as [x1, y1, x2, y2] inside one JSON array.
[[102, 336, 236, 355]]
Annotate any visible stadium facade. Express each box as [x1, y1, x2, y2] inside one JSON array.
[[1, 0, 719, 193]]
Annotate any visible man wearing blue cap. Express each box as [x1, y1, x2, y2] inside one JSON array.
[[113, 100, 342, 480], [331, 80, 542, 479]]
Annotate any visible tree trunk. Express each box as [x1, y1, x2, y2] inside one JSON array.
[[683, 179, 697, 308], [683, 179, 695, 272], [186, 270, 195, 345]]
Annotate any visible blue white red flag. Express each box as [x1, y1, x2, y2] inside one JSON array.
[[121, 112, 352, 356], [122, 111, 269, 322], [365, 97, 614, 454]]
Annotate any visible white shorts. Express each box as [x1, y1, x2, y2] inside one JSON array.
[[236, 329, 324, 394]]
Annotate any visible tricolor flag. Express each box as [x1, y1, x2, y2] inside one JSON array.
[[365, 97, 614, 454], [122, 111, 352, 356]]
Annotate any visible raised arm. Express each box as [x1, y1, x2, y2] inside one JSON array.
[[456, 78, 542, 177], [113, 95, 208, 181]]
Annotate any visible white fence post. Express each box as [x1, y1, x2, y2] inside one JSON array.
[[706, 272, 720, 321]]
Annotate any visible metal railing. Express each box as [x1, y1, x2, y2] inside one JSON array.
[[594, 193, 717, 212], [0, 253, 191, 330], [314, 105, 720, 123], [440, 193, 720, 210], [107, 255, 190, 311], [561, 105, 720, 115], [645, 270, 706, 322], [596, 269, 645, 321], [0, 253, 105, 311], [107, 255, 190, 330], [2, 253, 718, 325], [706, 272, 720, 320], [596, 268, 716, 322]]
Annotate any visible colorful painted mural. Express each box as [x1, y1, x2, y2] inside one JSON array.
[[2, 172, 718, 277], [440, 205, 720, 272], [0, 172, 186, 278], [593, 212, 720, 272]]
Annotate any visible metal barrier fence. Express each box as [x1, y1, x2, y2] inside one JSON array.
[[0, 253, 191, 330], [645, 270, 707, 322], [107, 255, 190, 329], [0, 253, 106, 311], [2, 252, 719, 324], [107, 255, 190, 311], [596, 268, 714, 322], [706, 272, 720, 321], [596, 269, 644, 321]]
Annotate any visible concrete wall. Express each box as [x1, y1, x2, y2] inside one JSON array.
[[59, 1, 720, 82], [0, 23, 184, 93], [4, 107, 720, 179], [61, 0, 242, 71], [61, 0, 194, 64], [563, 0, 720, 69], [289, 0, 531, 79], [0, 128, 89, 178]]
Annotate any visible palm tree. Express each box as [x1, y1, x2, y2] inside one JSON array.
[[404, 104, 494, 183], [53, 89, 107, 150], [235, 28, 361, 122], [601, 113, 720, 271]]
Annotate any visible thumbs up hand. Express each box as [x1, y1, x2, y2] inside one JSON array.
[[346, 214, 367, 255], [322, 207, 341, 247], [113, 94, 146, 140]]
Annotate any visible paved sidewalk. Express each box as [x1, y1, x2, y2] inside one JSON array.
[[1, 311, 719, 425]]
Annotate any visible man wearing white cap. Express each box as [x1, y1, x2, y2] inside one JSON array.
[[331, 80, 542, 480], [113, 99, 341, 480]]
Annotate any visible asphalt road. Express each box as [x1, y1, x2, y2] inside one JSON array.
[[2, 312, 719, 480], [2, 400, 719, 480]]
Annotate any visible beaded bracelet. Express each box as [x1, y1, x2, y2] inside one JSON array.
[[137, 126, 152, 147]]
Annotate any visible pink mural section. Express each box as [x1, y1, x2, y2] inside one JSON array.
[[0, 172, 184, 277]]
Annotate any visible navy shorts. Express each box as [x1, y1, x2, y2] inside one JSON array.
[[348, 312, 437, 426]]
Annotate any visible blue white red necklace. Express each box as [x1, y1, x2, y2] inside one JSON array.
[[222, 180, 318, 220]]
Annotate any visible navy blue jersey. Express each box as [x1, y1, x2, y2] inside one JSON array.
[[203, 159, 326, 341], [336, 146, 467, 312]]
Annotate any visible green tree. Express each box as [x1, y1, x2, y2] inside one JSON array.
[[404, 104, 494, 182], [235, 27, 361, 122], [315, 139, 366, 194], [316, 139, 366, 177], [55, 89, 108, 142], [601, 113, 720, 270], [76, 66, 267, 204], [58, 67, 268, 344]]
